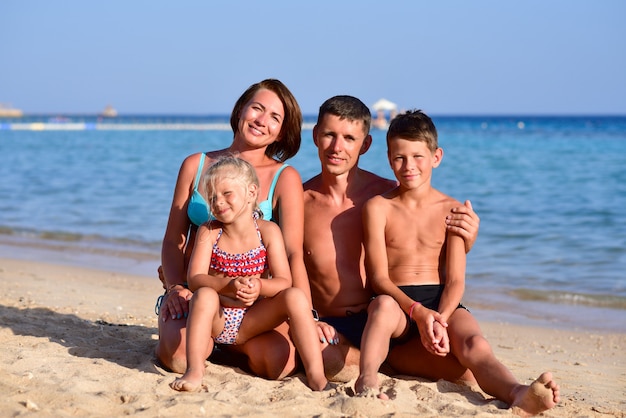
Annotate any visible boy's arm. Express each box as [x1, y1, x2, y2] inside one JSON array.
[[437, 231, 467, 322], [363, 198, 407, 305]]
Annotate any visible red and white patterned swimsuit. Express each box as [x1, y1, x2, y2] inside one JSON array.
[[211, 220, 267, 345]]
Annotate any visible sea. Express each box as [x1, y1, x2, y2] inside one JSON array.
[[1, 114, 625, 333]]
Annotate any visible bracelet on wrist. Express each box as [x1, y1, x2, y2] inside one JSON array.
[[312, 309, 319, 322], [407, 301, 421, 321]]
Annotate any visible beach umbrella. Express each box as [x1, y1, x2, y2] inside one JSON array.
[[371, 98, 397, 112]]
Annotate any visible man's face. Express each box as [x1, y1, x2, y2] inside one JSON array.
[[313, 114, 371, 176]]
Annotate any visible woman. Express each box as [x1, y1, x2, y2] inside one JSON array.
[[156, 79, 307, 379]]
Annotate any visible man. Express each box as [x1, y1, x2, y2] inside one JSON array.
[[303, 96, 480, 380]]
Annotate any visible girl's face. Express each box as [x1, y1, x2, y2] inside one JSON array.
[[208, 176, 257, 223], [237, 89, 285, 148]]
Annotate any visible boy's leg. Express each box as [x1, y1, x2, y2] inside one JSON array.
[[355, 295, 408, 397], [448, 309, 559, 414], [387, 338, 475, 384]]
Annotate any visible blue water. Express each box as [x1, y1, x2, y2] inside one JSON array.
[[1, 115, 625, 331]]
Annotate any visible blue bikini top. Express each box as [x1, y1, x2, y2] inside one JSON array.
[[187, 153, 288, 226]]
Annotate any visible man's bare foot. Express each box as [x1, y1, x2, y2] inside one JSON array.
[[355, 374, 388, 400], [169, 369, 203, 392], [511, 372, 560, 417]]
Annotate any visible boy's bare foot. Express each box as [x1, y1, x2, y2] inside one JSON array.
[[510, 372, 560, 417], [355, 374, 389, 400], [169, 369, 203, 392]]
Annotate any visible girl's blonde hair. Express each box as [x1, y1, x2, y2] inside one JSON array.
[[202, 155, 262, 218]]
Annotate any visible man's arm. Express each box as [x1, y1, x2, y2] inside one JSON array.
[[446, 200, 480, 253]]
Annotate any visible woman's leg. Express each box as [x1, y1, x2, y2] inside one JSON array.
[[155, 292, 188, 373]]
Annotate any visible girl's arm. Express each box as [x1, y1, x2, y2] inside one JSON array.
[[187, 224, 235, 294], [272, 166, 310, 300], [258, 220, 293, 297]]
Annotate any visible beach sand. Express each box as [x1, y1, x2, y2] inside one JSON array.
[[1, 256, 624, 417]]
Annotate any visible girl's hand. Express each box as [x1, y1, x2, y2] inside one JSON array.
[[234, 277, 260, 306]]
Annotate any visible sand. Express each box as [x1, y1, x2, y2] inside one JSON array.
[[1, 256, 624, 417]]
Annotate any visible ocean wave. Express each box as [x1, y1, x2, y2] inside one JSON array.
[[509, 288, 626, 310], [0, 225, 160, 258]]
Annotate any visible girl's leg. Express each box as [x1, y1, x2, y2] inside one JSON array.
[[282, 288, 328, 391], [170, 287, 222, 392], [237, 288, 327, 390], [355, 295, 407, 398], [448, 309, 559, 415]]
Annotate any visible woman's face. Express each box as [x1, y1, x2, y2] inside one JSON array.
[[237, 89, 285, 148]]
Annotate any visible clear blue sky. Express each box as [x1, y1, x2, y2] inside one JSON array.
[[2, 0, 625, 115]]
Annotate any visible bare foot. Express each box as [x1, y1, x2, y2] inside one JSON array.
[[169, 369, 203, 392], [511, 372, 560, 417], [307, 372, 329, 391], [355, 374, 389, 400]]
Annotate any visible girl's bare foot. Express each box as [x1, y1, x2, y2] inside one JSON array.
[[511, 372, 560, 417], [307, 372, 329, 391], [169, 369, 204, 392]]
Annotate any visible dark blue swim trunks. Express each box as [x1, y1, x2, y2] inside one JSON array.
[[392, 284, 468, 345], [321, 310, 368, 349]]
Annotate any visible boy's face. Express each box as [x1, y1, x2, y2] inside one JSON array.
[[312, 114, 372, 177], [387, 138, 442, 189]]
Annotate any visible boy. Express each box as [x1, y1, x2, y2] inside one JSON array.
[[356, 110, 559, 416]]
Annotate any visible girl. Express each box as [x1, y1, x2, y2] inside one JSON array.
[[170, 156, 327, 392]]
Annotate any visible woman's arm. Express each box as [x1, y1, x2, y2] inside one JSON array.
[[272, 166, 310, 300], [258, 220, 293, 297], [161, 153, 201, 288], [159, 154, 200, 321]]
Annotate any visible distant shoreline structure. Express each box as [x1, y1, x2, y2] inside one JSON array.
[[99, 105, 118, 118], [0, 103, 23, 118], [1, 114, 623, 132]]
